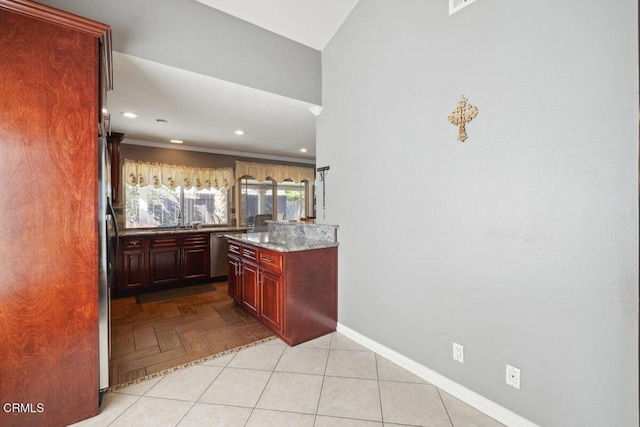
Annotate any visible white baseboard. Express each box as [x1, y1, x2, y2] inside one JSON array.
[[336, 323, 539, 427]]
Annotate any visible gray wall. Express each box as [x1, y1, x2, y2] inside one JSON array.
[[318, 1, 638, 426], [39, 0, 321, 104]]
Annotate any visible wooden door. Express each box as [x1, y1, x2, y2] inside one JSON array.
[[0, 3, 110, 426]]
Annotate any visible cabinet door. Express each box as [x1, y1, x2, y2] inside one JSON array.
[[119, 238, 147, 290], [149, 237, 181, 286], [121, 250, 146, 290], [260, 269, 283, 333], [241, 261, 259, 316], [227, 255, 241, 304], [182, 246, 210, 281]]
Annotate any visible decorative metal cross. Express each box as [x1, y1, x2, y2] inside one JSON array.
[[448, 96, 478, 142]]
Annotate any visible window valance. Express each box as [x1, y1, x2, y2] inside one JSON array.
[[123, 159, 234, 190], [235, 161, 315, 183]]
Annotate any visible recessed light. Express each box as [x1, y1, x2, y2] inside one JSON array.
[[300, 148, 308, 153], [121, 112, 138, 118], [234, 130, 245, 135], [170, 139, 183, 144], [156, 119, 168, 124]]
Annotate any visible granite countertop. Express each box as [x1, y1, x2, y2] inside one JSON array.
[[225, 232, 339, 253], [120, 226, 248, 237]]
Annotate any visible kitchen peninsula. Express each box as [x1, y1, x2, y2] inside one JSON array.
[[227, 221, 339, 346]]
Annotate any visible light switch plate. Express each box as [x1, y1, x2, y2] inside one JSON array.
[[453, 343, 464, 363]]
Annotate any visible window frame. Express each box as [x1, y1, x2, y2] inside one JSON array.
[[124, 182, 230, 229], [235, 177, 314, 229]]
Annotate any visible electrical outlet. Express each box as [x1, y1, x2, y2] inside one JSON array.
[[452, 343, 464, 363], [506, 364, 521, 389]]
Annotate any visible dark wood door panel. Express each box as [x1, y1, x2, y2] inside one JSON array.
[[149, 249, 181, 285], [227, 256, 241, 303], [122, 251, 146, 289], [182, 246, 210, 281], [241, 262, 259, 316], [260, 270, 282, 333]]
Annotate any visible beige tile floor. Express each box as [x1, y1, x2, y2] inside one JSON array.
[[72, 332, 505, 427]]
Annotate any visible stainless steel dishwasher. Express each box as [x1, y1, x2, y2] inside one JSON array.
[[210, 233, 229, 279]]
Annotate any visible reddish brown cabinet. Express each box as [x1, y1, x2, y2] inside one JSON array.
[[149, 237, 181, 286], [116, 232, 211, 294], [121, 238, 147, 289], [182, 234, 210, 281], [227, 242, 242, 304], [0, 2, 112, 426], [241, 260, 260, 316], [227, 240, 337, 345], [260, 267, 283, 333]]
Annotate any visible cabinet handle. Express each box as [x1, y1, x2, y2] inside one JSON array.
[[130, 240, 140, 246], [262, 257, 272, 263]]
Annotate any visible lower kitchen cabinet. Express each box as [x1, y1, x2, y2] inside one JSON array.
[[182, 234, 210, 281], [241, 261, 260, 316], [149, 237, 181, 286], [227, 240, 337, 345], [121, 238, 147, 289], [260, 268, 283, 333], [116, 232, 211, 295], [227, 254, 241, 304]]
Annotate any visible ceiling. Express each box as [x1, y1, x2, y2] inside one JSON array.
[[107, 0, 360, 164], [194, 0, 359, 51]]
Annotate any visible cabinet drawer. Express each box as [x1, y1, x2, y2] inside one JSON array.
[[241, 246, 258, 261], [124, 238, 144, 250], [259, 250, 282, 272], [229, 242, 242, 255], [150, 237, 179, 248], [184, 234, 208, 247]]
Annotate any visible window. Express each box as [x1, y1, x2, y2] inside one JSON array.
[[122, 160, 234, 228], [125, 184, 228, 228], [239, 178, 310, 229], [279, 181, 306, 221], [240, 179, 274, 228], [184, 186, 228, 225]]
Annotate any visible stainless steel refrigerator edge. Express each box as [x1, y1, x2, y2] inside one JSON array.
[[98, 136, 118, 401]]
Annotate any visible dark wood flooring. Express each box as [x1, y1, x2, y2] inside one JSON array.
[[109, 282, 274, 386]]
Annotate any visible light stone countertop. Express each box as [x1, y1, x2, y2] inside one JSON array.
[[120, 226, 248, 237], [225, 232, 339, 252]]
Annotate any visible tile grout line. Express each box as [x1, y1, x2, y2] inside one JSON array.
[[106, 394, 143, 427], [242, 342, 287, 426], [436, 387, 456, 427], [173, 363, 229, 426], [312, 332, 334, 425], [375, 353, 385, 425]]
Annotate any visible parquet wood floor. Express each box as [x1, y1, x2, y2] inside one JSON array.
[[109, 282, 274, 386]]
